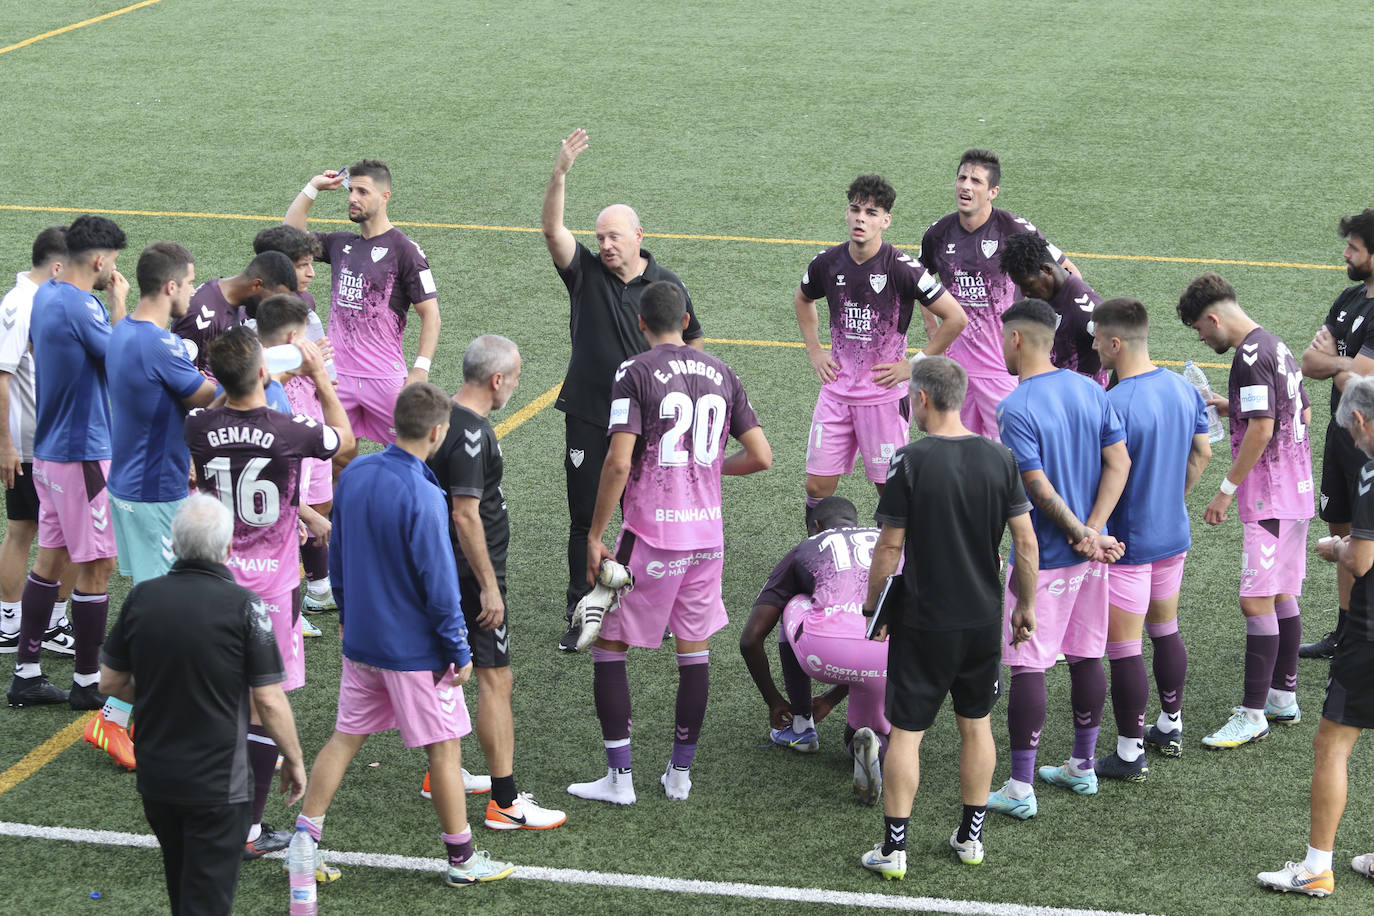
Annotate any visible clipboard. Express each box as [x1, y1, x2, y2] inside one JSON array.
[[864, 574, 904, 639]]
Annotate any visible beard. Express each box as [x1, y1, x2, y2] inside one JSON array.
[[1347, 262, 1371, 282]]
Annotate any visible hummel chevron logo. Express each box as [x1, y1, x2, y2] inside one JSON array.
[[1362, 480, 1373, 496], [1074, 711, 1094, 726], [1074, 293, 1093, 310], [675, 725, 691, 742], [970, 812, 985, 830], [1, 306, 15, 330], [463, 443, 481, 457], [1241, 342, 1259, 366], [441, 699, 456, 713], [464, 428, 481, 442], [195, 315, 211, 330], [889, 826, 906, 841], [160, 534, 174, 562], [1029, 729, 1042, 745], [342, 245, 351, 254], [1260, 544, 1276, 556], [495, 624, 509, 655], [90, 505, 108, 531]]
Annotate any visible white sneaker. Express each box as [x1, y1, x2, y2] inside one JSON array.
[[597, 559, 633, 590], [852, 727, 882, 806], [661, 764, 692, 801], [950, 828, 985, 865], [572, 584, 617, 652], [300, 616, 322, 638], [484, 792, 567, 830], [420, 767, 490, 799], [860, 843, 906, 880], [567, 768, 636, 805], [1353, 852, 1374, 879], [1257, 861, 1333, 896]]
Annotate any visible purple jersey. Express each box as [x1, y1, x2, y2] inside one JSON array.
[[799, 242, 946, 405], [608, 343, 760, 549], [1227, 327, 1314, 522], [314, 228, 435, 380], [920, 208, 1066, 378], [185, 406, 341, 595], [756, 526, 882, 641], [1048, 273, 1107, 386], [171, 280, 238, 374]]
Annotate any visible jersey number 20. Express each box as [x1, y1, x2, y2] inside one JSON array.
[[658, 392, 727, 467]]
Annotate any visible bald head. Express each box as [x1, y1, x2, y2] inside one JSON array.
[[594, 204, 644, 277], [596, 204, 641, 232]]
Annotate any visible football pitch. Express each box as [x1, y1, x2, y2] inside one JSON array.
[[1, 1, 1372, 913]]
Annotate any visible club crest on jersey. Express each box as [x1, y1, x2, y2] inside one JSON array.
[[980, 239, 999, 259], [569, 448, 584, 468], [869, 273, 888, 294], [371, 246, 389, 262]]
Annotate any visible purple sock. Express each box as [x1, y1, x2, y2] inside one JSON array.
[[69, 591, 108, 677], [1145, 619, 1187, 715], [672, 652, 709, 768], [1007, 670, 1046, 782], [17, 573, 58, 665], [804, 495, 822, 527], [1068, 657, 1106, 762], [247, 724, 278, 826], [301, 539, 329, 583], [1107, 645, 1147, 740], [295, 814, 322, 843], [777, 640, 813, 719], [441, 829, 474, 866], [1272, 597, 1300, 692], [592, 647, 631, 769], [1243, 613, 1279, 709]]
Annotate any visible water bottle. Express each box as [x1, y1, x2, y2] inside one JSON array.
[[1183, 361, 1225, 443], [287, 825, 317, 915]]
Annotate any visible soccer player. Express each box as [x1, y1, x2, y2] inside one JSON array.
[[541, 128, 707, 651], [0, 227, 74, 658], [569, 281, 771, 804], [794, 174, 967, 524], [739, 496, 892, 803], [252, 224, 327, 343], [1297, 209, 1374, 660], [998, 232, 1108, 387], [186, 326, 352, 857], [919, 149, 1081, 439], [1090, 298, 1211, 774], [285, 159, 440, 446], [94, 243, 218, 769], [169, 250, 298, 374], [858, 356, 1037, 879], [425, 334, 566, 829], [297, 383, 515, 887], [6, 215, 129, 710], [987, 298, 1130, 820], [1177, 273, 1314, 748], [1256, 374, 1374, 898]]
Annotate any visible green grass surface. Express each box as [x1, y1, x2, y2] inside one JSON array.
[[1, 1, 1372, 913]]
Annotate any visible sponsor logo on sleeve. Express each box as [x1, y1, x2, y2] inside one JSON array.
[[419, 268, 436, 295], [1239, 384, 1269, 412], [609, 398, 630, 427]]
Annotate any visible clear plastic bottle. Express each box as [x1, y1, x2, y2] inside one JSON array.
[[1183, 361, 1226, 443], [287, 825, 318, 915]]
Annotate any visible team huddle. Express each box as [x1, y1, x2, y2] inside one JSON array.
[[1, 138, 1372, 908]]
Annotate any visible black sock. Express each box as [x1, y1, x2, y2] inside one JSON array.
[[958, 804, 986, 844], [492, 774, 518, 808], [882, 816, 908, 854]]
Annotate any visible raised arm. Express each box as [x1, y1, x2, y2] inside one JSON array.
[[285, 169, 347, 229], [542, 129, 589, 271]]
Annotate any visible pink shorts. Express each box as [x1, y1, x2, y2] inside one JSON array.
[[261, 590, 304, 692], [1003, 560, 1108, 670], [783, 596, 889, 734], [33, 459, 117, 563], [963, 374, 1018, 441], [335, 657, 472, 747], [1106, 552, 1188, 614], [301, 456, 333, 506], [1241, 519, 1309, 598], [600, 535, 727, 648], [806, 389, 909, 484], [338, 374, 401, 444]]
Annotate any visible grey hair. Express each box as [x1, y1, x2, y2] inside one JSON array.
[[909, 355, 968, 412], [1337, 375, 1374, 432], [461, 334, 519, 385], [171, 493, 233, 563]]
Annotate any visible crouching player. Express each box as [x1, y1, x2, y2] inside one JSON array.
[[740, 496, 892, 805]]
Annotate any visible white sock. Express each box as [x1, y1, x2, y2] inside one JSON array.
[[15, 662, 40, 678], [1304, 845, 1333, 874], [1116, 736, 1144, 762], [1269, 688, 1296, 708], [308, 577, 331, 596], [49, 600, 68, 628], [73, 671, 100, 687], [1241, 707, 1266, 725], [1156, 710, 1181, 732], [246, 823, 262, 843], [1006, 778, 1034, 798], [792, 714, 814, 733], [101, 696, 132, 727], [1, 601, 20, 635]]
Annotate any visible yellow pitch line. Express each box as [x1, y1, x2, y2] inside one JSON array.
[[0, 205, 1343, 272], [0, 0, 163, 56], [493, 383, 560, 439], [0, 713, 95, 798]]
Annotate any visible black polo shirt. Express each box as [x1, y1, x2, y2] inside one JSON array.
[[555, 242, 703, 427], [102, 558, 285, 806]]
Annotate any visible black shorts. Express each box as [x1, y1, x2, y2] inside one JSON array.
[[885, 621, 1002, 732], [1323, 638, 1374, 729], [5, 463, 38, 522], [459, 575, 509, 668], [1320, 421, 1364, 525]]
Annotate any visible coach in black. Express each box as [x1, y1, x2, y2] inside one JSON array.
[[858, 356, 1038, 880], [541, 128, 704, 651], [99, 495, 306, 916]]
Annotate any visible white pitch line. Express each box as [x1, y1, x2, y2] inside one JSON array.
[[0, 820, 1164, 916]]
